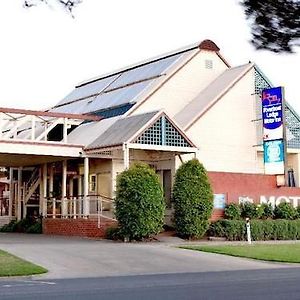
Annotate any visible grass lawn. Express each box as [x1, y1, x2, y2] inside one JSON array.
[[181, 244, 300, 263], [0, 249, 47, 277]]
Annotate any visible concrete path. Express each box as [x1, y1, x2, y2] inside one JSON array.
[[0, 233, 297, 279]]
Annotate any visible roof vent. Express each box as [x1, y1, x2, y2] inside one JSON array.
[[199, 40, 220, 52], [205, 59, 213, 69]]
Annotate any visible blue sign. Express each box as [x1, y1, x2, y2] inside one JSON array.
[[264, 140, 284, 163], [213, 194, 226, 209], [261, 87, 284, 141]]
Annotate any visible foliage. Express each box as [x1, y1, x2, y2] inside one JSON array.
[[105, 227, 123, 241], [240, 202, 263, 219], [241, 0, 300, 53], [261, 203, 274, 219], [181, 244, 300, 263], [0, 217, 42, 234], [173, 159, 213, 239], [224, 203, 241, 220], [274, 202, 296, 220], [115, 163, 165, 241], [208, 219, 300, 241]]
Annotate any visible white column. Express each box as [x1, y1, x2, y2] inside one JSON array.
[[8, 168, 13, 218], [78, 176, 82, 217], [17, 168, 22, 221], [62, 160, 67, 217], [123, 144, 130, 169], [83, 157, 89, 218], [39, 167, 43, 216], [63, 118, 68, 143], [49, 164, 54, 197], [42, 164, 47, 217]]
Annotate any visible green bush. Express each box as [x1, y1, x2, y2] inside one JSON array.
[[26, 222, 42, 234], [261, 203, 274, 219], [224, 203, 241, 220], [0, 220, 16, 232], [173, 159, 213, 239], [105, 227, 122, 240], [208, 219, 300, 241], [274, 202, 296, 220], [240, 202, 263, 219], [115, 163, 165, 241], [0, 218, 42, 234]]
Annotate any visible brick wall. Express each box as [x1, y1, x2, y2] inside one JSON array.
[[208, 171, 300, 220], [43, 218, 118, 238]]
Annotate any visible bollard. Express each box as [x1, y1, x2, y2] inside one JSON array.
[[246, 217, 251, 244]]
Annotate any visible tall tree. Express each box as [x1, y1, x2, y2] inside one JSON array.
[[242, 0, 300, 53]]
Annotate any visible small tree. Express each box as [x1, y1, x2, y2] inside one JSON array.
[[173, 159, 213, 239], [115, 163, 165, 241]]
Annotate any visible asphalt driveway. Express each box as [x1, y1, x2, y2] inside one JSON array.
[[0, 233, 295, 279]]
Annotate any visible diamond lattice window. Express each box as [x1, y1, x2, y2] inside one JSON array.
[[135, 116, 191, 147]]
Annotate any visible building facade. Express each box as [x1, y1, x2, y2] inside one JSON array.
[[1, 39, 300, 236]]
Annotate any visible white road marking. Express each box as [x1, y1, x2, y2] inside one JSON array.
[[2, 280, 56, 288]]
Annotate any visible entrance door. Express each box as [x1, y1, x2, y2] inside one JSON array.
[[163, 170, 172, 208]]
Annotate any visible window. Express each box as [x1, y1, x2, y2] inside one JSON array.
[[89, 174, 97, 193]]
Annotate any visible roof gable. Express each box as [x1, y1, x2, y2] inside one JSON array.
[[85, 111, 195, 151], [174, 63, 254, 130]]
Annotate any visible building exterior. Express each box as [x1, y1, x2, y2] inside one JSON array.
[[1, 39, 300, 236]]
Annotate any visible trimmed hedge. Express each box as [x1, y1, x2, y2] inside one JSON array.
[[208, 219, 300, 241], [115, 162, 165, 241], [173, 159, 213, 239]]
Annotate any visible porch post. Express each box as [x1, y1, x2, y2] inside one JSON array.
[[123, 143, 130, 169], [78, 176, 82, 217], [83, 157, 89, 218], [39, 167, 43, 216], [49, 164, 54, 197], [62, 160, 67, 217], [8, 168, 13, 218], [17, 167, 22, 221], [42, 163, 47, 217]]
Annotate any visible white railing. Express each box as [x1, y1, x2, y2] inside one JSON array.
[[45, 195, 116, 227]]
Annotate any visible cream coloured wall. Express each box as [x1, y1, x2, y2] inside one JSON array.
[[131, 50, 228, 118], [186, 68, 260, 173]]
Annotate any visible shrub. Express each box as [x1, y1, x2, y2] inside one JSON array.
[[208, 219, 300, 241], [224, 203, 241, 220], [173, 159, 213, 239], [274, 202, 296, 220], [0, 220, 16, 232], [26, 222, 42, 234], [115, 163, 165, 241], [261, 203, 274, 219], [0, 217, 42, 234], [105, 227, 122, 240], [240, 202, 263, 219]]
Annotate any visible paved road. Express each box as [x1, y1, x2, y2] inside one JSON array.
[[0, 233, 295, 279], [1, 268, 300, 300]]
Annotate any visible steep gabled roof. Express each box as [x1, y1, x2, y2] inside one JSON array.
[[174, 63, 254, 130], [84, 110, 196, 151], [50, 40, 228, 118]]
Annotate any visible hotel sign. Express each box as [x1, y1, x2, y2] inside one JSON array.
[[262, 87, 285, 175], [262, 87, 283, 141]]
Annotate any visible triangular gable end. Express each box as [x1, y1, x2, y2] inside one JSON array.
[[254, 66, 300, 149], [133, 115, 193, 148]]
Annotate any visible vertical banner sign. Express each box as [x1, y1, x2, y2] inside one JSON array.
[[261, 87, 285, 175]]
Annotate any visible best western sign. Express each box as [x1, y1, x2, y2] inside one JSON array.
[[262, 86, 285, 175]]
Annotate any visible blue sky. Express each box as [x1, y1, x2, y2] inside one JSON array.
[[0, 0, 298, 112]]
